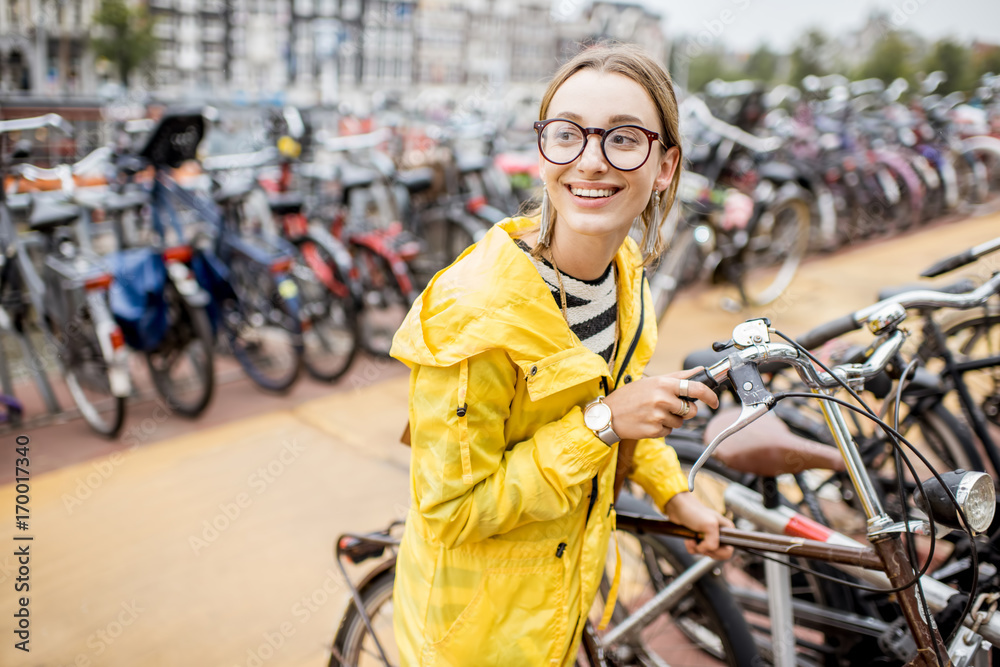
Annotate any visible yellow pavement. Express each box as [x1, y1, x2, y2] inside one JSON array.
[[1, 210, 998, 667]]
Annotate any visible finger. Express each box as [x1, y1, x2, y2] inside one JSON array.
[[688, 381, 721, 410], [680, 400, 698, 421], [684, 539, 698, 555], [699, 525, 721, 554], [707, 545, 734, 561]]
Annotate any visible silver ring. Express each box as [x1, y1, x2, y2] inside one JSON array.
[[676, 400, 691, 418], [678, 379, 690, 399]]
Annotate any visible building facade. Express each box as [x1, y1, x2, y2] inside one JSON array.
[[1, 0, 668, 105]]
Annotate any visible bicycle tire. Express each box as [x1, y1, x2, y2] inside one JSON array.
[[224, 255, 303, 393], [291, 235, 360, 383], [43, 287, 127, 438], [145, 281, 215, 418], [592, 523, 760, 667], [353, 244, 410, 358], [329, 567, 397, 667], [739, 184, 811, 307], [409, 213, 476, 289], [649, 221, 699, 322], [668, 437, 897, 665]]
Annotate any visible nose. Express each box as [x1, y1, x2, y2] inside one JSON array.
[[577, 135, 609, 172]]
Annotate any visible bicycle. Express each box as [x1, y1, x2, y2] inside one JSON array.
[[327, 313, 998, 666], [117, 107, 304, 393], [0, 113, 131, 436], [649, 96, 812, 318]]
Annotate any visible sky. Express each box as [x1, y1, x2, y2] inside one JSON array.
[[640, 0, 1000, 52]]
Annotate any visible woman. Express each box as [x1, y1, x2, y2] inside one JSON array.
[[389, 43, 732, 666]]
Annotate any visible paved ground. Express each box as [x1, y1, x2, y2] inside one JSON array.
[[0, 209, 998, 667]]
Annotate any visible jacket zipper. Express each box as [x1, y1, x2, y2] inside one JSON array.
[[585, 274, 646, 526]]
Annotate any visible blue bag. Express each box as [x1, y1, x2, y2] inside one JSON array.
[[108, 248, 169, 352]]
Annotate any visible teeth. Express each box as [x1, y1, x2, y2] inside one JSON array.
[[571, 187, 615, 198]]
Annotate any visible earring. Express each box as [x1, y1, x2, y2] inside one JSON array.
[[643, 189, 660, 257], [538, 188, 553, 248]]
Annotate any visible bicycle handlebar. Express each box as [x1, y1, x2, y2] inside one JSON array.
[[920, 235, 1000, 277], [681, 97, 783, 154], [687, 317, 907, 490], [0, 113, 74, 137], [200, 147, 278, 172], [797, 271, 1000, 349]]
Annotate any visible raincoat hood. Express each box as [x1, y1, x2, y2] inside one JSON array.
[[391, 215, 650, 401]]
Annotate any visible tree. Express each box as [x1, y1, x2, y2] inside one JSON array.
[[922, 39, 974, 94], [859, 30, 914, 85], [973, 44, 1000, 79], [788, 30, 830, 85], [90, 0, 157, 87], [686, 50, 729, 92], [745, 45, 779, 84]]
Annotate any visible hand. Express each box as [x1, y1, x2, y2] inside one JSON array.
[[602, 368, 720, 441], [665, 491, 734, 560]]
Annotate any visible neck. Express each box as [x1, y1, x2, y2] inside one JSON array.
[[548, 226, 627, 281]]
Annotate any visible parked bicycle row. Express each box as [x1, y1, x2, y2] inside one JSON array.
[[647, 71, 1000, 319], [331, 230, 1000, 666]]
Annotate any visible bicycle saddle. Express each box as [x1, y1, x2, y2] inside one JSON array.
[[395, 167, 434, 195], [455, 152, 489, 174], [338, 164, 378, 193], [703, 406, 846, 476], [29, 199, 80, 233], [104, 189, 150, 212], [267, 192, 304, 216], [213, 179, 256, 205]]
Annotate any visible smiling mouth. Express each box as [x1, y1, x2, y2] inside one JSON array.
[[569, 186, 620, 199]]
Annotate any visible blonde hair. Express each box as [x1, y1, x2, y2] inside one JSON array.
[[529, 43, 683, 265]]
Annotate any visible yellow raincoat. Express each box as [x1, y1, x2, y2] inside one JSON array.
[[389, 216, 690, 666]]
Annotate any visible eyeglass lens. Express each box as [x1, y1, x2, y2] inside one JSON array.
[[538, 120, 652, 170]]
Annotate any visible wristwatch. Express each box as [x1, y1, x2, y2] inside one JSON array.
[[584, 396, 619, 446]]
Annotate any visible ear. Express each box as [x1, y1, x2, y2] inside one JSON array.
[[653, 145, 681, 193]]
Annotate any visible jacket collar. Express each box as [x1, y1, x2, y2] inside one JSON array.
[[390, 216, 648, 401]]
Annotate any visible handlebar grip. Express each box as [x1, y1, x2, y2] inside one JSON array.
[[920, 249, 975, 278], [686, 366, 723, 396], [797, 313, 860, 350]]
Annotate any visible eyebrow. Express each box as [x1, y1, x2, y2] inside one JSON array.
[[553, 112, 650, 127]]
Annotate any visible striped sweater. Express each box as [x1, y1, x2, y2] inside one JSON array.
[[516, 239, 618, 364]]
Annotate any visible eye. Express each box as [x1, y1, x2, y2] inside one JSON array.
[[608, 128, 643, 149]]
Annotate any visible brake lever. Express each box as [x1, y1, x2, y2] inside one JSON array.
[[687, 402, 771, 491], [687, 352, 776, 491]]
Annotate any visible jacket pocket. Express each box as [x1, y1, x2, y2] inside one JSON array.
[[423, 561, 567, 667]]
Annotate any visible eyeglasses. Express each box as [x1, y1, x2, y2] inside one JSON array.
[[534, 118, 668, 172]]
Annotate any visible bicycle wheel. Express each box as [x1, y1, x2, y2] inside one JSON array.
[[649, 221, 699, 322], [223, 255, 303, 393], [292, 236, 359, 383], [329, 568, 398, 667], [145, 281, 215, 418], [592, 523, 759, 667], [409, 213, 476, 289], [739, 184, 811, 307], [354, 244, 410, 358], [51, 315, 126, 438]]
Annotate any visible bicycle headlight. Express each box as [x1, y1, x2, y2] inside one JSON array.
[[914, 470, 996, 535]]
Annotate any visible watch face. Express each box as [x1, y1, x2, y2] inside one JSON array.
[[585, 402, 612, 431]]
